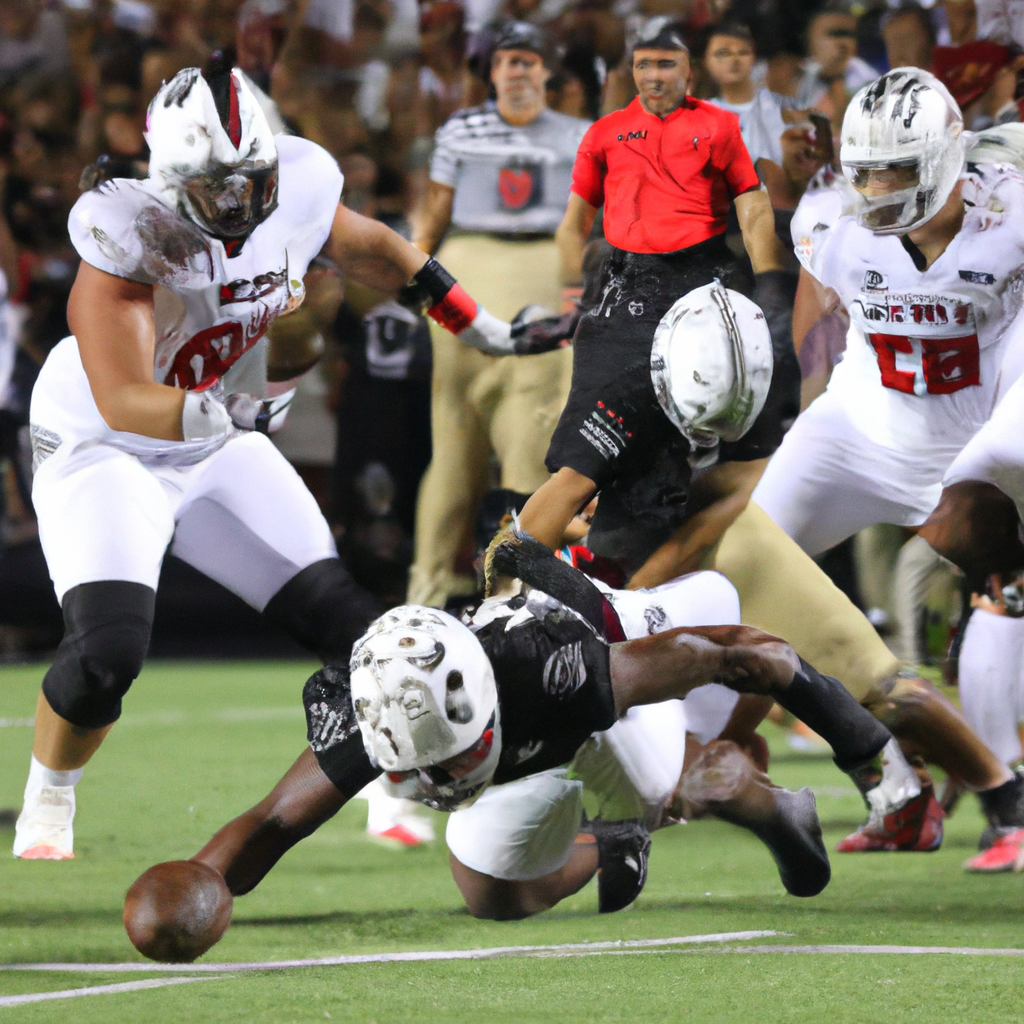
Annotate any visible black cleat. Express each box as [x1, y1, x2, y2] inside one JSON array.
[[759, 787, 831, 898], [582, 817, 651, 914]]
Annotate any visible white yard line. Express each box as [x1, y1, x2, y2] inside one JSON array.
[[0, 931, 782, 974], [6, 935, 1024, 1004], [0, 718, 34, 728], [0, 976, 220, 1008]]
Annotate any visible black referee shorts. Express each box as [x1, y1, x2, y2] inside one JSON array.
[[545, 234, 751, 489]]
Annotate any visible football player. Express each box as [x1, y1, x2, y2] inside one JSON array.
[[751, 68, 1024, 862], [13, 64, 538, 861], [131, 540, 920, 961]]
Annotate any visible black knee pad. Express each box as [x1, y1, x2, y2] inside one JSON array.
[[263, 558, 383, 665], [42, 581, 155, 730]]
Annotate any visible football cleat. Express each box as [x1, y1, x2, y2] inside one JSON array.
[[13, 785, 76, 860], [362, 780, 435, 849], [836, 784, 944, 853], [759, 787, 831, 898], [964, 829, 1024, 873], [582, 817, 651, 913]]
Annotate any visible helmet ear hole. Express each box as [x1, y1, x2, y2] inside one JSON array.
[[445, 671, 473, 724]]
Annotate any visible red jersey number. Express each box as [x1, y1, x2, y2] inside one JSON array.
[[165, 321, 258, 391], [867, 332, 980, 396]]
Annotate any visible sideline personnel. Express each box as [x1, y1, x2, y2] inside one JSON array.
[[408, 21, 590, 607], [515, 17, 787, 551]]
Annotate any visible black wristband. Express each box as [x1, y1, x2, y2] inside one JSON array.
[[397, 257, 457, 311]]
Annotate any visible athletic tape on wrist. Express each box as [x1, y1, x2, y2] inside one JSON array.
[[428, 282, 478, 335]]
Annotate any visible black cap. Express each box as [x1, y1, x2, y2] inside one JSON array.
[[630, 16, 689, 55], [491, 20, 560, 67]]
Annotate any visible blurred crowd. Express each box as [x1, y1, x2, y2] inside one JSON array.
[[0, 0, 1021, 658]]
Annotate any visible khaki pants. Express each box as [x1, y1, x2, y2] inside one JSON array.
[[713, 502, 900, 706], [408, 234, 572, 607]]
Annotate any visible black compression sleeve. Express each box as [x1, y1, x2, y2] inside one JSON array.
[[491, 531, 609, 638], [779, 658, 892, 773]]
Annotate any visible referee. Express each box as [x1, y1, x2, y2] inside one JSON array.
[[407, 22, 590, 607], [517, 17, 788, 550]]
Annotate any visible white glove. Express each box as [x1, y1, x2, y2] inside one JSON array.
[[182, 386, 263, 441], [456, 306, 515, 356], [181, 387, 232, 441]]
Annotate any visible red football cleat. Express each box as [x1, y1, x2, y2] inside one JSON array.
[[836, 786, 944, 852], [963, 829, 1024, 873]]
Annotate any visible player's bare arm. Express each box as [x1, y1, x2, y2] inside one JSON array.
[[411, 179, 455, 255], [327, 202, 429, 293], [68, 263, 186, 440]]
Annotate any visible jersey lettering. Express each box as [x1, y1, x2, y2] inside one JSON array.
[[166, 321, 250, 389], [867, 332, 980, 396]]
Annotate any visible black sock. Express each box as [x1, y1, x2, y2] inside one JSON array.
[[979, 770, 1024, 828], [777, 659, 891, 773]]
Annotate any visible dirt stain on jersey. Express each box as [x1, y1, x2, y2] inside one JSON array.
[[137, 204, 214, 282]]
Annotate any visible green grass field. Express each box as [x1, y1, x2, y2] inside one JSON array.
[[2, 661, 1024, 1024]]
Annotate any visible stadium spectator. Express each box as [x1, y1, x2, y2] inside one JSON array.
[[0, 0, 72, 89], [977, 0, 1024, 48], [705, 22, 790, 167], [794, 3, 880, 124], [881, 4, 937, 72]]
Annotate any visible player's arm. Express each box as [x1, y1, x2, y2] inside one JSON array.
[[192, 747, 348, 895], [69, 261, 186, 439], [555, 192, 598, 286], [411, 180, 455, 255], [792, 265, 832, 355], [627, 458, 769, 589], [328, 201, 521, 356]]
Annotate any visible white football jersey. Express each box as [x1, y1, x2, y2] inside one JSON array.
[[67, 134, 341, 391], [791, 165, 1024, 453]]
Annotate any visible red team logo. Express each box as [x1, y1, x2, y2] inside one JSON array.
[[498, 167, 534, 210]]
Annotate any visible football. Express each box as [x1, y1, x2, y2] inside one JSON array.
[[123, 860, 233, 963]]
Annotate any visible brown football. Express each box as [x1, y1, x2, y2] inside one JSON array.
[[124, 860, 233, 963]]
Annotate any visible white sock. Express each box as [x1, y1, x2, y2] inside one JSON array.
[[26, 755, 83, 793]]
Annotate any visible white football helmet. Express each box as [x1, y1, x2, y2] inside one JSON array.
[[145, 66, 279, 241], [349, 607, 501, 811], [651, 281, 773, 449], [841, 68, 964, 235]]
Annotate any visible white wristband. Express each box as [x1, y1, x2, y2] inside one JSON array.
[[457, 306, 514, 356], [182, 389, 232, 441]]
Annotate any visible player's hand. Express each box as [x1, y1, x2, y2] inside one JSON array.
[[224, 392, 266, 432], [510, 304, 578, 355]]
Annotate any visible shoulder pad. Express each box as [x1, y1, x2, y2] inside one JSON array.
[[962, 164, 1024, 232], [69, 179, 216, 289], [791, 183, 848, 279]]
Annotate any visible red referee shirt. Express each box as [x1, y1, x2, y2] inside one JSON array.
[[571, 96, 760, 254]]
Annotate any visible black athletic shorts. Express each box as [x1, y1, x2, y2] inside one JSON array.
[[545, 234, 752, 489]]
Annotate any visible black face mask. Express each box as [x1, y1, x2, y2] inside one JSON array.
[[182, 161, 279, 241]]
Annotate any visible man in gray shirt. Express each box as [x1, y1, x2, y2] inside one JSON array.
[[407, 21, 590, 608]]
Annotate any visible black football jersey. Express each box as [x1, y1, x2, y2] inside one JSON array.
[[304, 594, 616, 796]]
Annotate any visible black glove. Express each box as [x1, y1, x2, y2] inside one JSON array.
[[509, 305, 579, 355]]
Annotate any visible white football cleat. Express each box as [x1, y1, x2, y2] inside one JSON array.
[[13, 785, 76, 860]]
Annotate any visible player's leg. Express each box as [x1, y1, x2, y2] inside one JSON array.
[[407, 328, 493, 606], [752, 391, 943, 556], [16, 446, 172, 859], [715, 501, 1013, 848], [958, 608, 1024, 767], [167, 432, 382, 663], [446, 771, 600, 919]]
